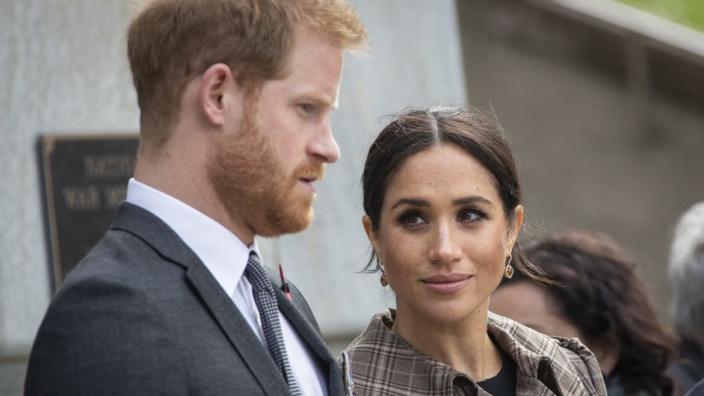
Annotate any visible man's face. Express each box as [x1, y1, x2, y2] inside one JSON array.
[[208, 26, 343, 238]]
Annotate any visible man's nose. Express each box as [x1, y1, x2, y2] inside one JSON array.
[[308, 118, 341, 163]]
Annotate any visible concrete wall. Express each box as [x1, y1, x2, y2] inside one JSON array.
[[0, 1, 466, 394], [1, 2, 139, 394], [458, 0, 704, 318]]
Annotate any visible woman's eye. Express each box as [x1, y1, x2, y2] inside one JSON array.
[[458, 208, 485, 223], [398, 211, 426, 228]]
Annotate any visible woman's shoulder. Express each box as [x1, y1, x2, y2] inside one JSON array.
[[488, 312, 608, 396], [344, 311, 391, 346], [343, 310, 418, 361], [341, 310, 460, 395]]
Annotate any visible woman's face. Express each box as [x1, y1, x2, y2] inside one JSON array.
[[364, 144, 523, 325]]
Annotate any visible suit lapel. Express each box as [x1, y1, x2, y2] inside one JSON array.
[[186, 263, 290, 395], [275, 289, 344, 395], [111, 203, 289, 396]]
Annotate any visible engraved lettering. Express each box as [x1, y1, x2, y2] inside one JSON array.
[[84, 155, 136, 178], [103, 185, 127, 209], [62, 186, 101, 210]]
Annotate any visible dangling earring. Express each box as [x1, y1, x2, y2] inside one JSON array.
[[504, 255, 514, 279], [378, 261, 388, 287]]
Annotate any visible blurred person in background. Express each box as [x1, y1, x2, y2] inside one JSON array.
[[668, 202, 704, 394], [491, 231, 676, 396], [343, 107, 607, 395]]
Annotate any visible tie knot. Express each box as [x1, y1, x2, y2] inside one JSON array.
[[244, 252, 273, 294]]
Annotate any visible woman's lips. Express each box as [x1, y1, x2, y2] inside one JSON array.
[[421, 273, 472, 294]]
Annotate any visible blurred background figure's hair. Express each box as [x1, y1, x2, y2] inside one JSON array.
[[669, 202, 704, 339], [498, 231, 675, 396], [668, 202, 704, 393]]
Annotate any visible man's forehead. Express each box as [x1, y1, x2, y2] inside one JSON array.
[[270, 57, 341, 105], [261, 27, 344, 108]]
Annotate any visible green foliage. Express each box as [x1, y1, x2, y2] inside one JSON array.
[[618, 0, 704, 32]]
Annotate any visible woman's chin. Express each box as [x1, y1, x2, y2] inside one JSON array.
[[402, 301, 484, 328]]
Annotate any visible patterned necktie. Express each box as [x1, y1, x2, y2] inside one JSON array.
[[244, 252, 301, 395]]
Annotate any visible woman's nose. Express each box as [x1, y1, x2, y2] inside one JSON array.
[[428, 222, 462, 264]]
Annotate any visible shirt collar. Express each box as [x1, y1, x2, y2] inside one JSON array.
[[125, 178, 259, 297]]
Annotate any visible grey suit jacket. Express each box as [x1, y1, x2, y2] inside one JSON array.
[[25, 202, 344, 396]]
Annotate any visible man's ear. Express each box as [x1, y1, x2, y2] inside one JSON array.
[[198, 63, 238, 126]]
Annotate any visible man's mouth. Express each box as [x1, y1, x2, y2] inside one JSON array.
[[298, 177, 318, 193]]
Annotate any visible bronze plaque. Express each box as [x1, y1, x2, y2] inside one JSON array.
[[37, 134, 139, 289]]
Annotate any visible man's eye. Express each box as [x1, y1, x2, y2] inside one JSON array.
[[297, 103, 316, 115]]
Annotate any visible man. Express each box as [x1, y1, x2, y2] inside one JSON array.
[[25, 0, 366, 394], [669, 202, 704, 394]]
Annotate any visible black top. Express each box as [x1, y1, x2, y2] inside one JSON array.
[[477, 347, 517, 396], [671, 339, 704, 394], [685, 379, 704, 396]]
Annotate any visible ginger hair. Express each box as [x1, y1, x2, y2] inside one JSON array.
[[127, 0, 367, 147]]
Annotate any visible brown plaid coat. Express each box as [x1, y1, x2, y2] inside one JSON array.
[[341, 310, 607, 395]]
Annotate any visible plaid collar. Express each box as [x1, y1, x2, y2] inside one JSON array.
[[343, 310, 607, 396]]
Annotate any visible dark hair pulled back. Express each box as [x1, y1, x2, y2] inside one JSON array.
[[361, 106, 543, 282]]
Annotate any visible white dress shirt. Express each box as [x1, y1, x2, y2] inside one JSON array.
[[126, 179, 327, 396]]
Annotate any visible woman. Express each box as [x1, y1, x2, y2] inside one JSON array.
[[343, 107, 607, 395], [491, 231, 676, 395]]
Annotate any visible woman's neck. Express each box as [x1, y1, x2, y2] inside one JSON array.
[[391, 304, 503, 381]]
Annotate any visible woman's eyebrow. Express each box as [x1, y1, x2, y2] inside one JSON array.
[[390, 198, 429, 210], [452, 196, 492, 206], [390, 196, 493, 210]]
